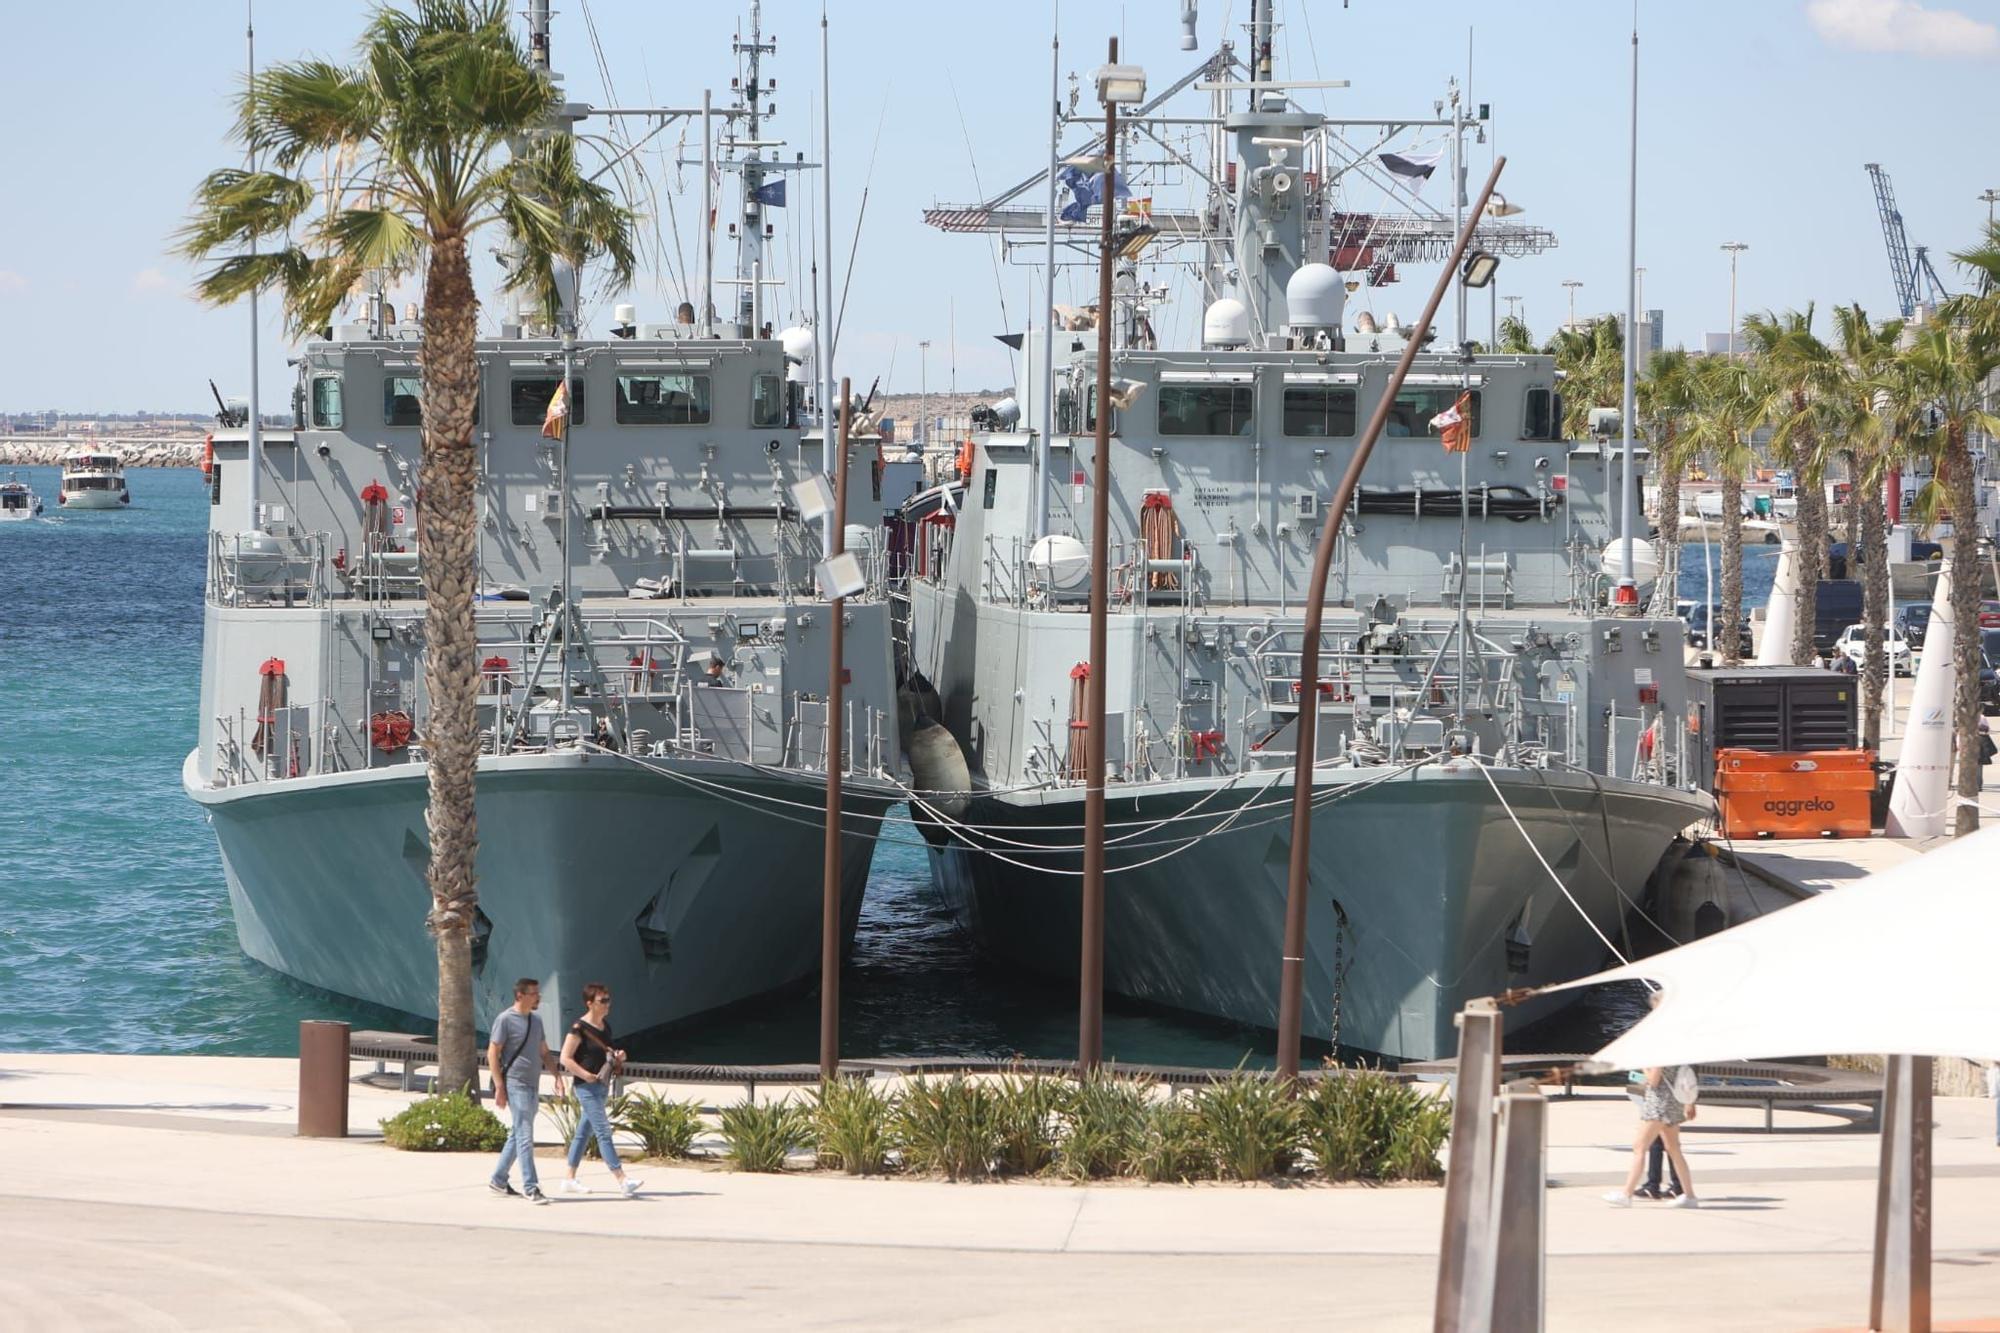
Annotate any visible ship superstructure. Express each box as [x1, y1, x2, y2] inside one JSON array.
[[901, 8, 1711, 1060], [183, 4, 899, 1035]]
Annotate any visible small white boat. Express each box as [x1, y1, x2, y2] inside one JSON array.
[[57, 451, 130, 509], [0, 472, 43, 520]]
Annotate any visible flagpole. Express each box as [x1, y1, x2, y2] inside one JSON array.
[[558, 325, 576, 721], [1617, 8, 1640, 611], [700, 89, 714, 335], [1036, 0, 1060, 540], [1452, 84, 1469, 730]]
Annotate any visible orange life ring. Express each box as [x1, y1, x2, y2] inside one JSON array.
[[370, 710, 414, 752], [201, 434, 214, 478]]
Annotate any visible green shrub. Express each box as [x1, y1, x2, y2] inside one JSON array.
[[991, 1074, 1068, 1177], [380, 1090, 508, 1152], [1056, 1072, 1146, 1180], [718, 1099, 811, 1173], [620, 1088, 706, 1160], [543, 1089, 636, 1161], [1193, 1071, 1299, 1181], [812, 1077, 896, 1175], [1300, 1068, 1450, 1182], [895, 1076, 1000, 1180], [1133, 1096, 1213, 1183]]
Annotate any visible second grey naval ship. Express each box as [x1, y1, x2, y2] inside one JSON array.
[[899, 5, 1711, 1061], [183, 3, 902, 1035]]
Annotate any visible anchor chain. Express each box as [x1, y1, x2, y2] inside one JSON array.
[[1328, 898, 1351, 1056]]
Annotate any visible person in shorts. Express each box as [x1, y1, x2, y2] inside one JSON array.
[[488, 978, 564, 1205]]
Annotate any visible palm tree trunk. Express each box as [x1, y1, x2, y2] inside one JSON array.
[[1859, 484, 1889, 752], [1946, 425, 1983, 837], [1654, 428, 1682, 596], [1721, 468, 1745, 666], [419, 235, 483, 1090], [1790, 472, 1827, 665]]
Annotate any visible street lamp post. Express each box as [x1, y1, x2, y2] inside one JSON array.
[[1721, 242, 1748, 357], [1078, 38, 1145, 1074], [1562, 279, 1582, 331], [1981, 188, 1999, 233], [918, 339, 931, 449]]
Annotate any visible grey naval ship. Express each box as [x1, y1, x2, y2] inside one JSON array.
[[899, 7, 1711, 1061], [184, 3, 903, 1034]]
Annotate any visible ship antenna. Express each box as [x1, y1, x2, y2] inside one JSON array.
[[1035, 0, 1060, 539], [1616, 5, 1641, 612], [818, 1, 837, 542], [244, 0, 264, 532]]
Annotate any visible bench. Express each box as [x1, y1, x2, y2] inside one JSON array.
[[348, 1032, 838, 1102]]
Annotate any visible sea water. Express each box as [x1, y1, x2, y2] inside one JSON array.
[[0, 467, 1755, 1066]]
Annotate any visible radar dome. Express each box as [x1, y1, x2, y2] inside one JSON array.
[[1598, 540, 1663, 587], [1202, 297, 1250, 348], [1029, 534, 1092, 599], [779, 326, 815, 384], [1285, 263, 1345, 330]]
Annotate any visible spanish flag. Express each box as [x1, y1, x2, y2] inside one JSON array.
[[541, 379, 568, 441], [1430, 390, 1472, 453]]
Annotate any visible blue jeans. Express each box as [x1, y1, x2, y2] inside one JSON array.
[[567, 1079, 623, 1172], [491, 1077, 540, 1191]]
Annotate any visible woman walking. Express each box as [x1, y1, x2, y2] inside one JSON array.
[[1605, 1063, 1699, 1209], [559, 983, 643, 1197]]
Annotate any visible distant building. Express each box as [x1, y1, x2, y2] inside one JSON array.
[[1612, 309, 1665, 361]]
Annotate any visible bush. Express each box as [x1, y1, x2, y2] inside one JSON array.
[[1300, 1068, 1450, 1182], [812, 1077, 896, 1175], [1133, 1096, 1213, 1183], [1193, 1072, 1299, 1181], [544, 1089, 637, 1161], [1056, 1072, 1146, 1180], [991, 1073, 1067, 1177], [718, 1099, 811, 1172], [621, 1088, 706, 1160], [381, 1090, 508, 1152], [895, 1076, 1000, 1180]]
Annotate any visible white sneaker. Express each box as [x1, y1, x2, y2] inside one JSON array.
[[561, 1179, 590, 1195], [1602, 1190, 1632, 1207], [620, 1178, 643, 1197], [1669, 1194, 1700, 1209]]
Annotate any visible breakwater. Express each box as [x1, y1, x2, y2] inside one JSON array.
[[0, 436, 205, 468]]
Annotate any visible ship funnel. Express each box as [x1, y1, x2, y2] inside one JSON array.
[[1202, 298, 1251, 349]]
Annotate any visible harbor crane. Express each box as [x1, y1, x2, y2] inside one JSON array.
[[1865, 163, 1951, 318]]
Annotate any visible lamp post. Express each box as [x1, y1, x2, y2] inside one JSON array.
[[1981, 188, 1999, 233], [1078, 38, 1145, 1074], [1721, 242, 1748, 358], [1274, 158, 1509, 1082], [1561, 279, 1582, 332], [918, 339, 931, 449]]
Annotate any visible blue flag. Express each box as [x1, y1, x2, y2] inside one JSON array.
[[752, 178, 786, 207]]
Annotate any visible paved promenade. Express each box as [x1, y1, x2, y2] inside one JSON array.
[[2, 1053, 1998, 1330]]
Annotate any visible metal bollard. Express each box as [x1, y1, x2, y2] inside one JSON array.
[[298, 1020, 351, 1138]]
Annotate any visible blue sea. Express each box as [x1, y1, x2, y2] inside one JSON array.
[[0, 468, 1751, 1067]]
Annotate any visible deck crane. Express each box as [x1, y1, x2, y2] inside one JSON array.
[[1865, 163, 1952, 318]]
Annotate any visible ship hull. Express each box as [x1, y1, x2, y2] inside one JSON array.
[[185, 749, 890, 1037], [59, 488, 127, 510], [918, 765, 1707, 1062]]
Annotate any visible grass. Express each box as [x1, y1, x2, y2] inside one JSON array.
[[895, 1076, 1001, 1180], [812, 1077, 896, 1176], [1056, 1071, 1147, 1181], [991, 1073, 1068, 1176], [1299, 1068, 1450, 1182], [1193, 1071, 1299, 1182], [718, 1099, 811, 1173], [1133, 1096, 1213, 1183]]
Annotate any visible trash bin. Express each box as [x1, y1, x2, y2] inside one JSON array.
[[298, 1019, 351, 1138]]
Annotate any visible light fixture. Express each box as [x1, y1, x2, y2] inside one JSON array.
[[1113, 223, 1158, 259], [1483, 192, 1525, 218], [790, 473, 835, 524], [1461, 251, 1501, 289], [1062, 153, 1108, 174], [1093, 62, 1147, 105], [815, 551, 867, 601]]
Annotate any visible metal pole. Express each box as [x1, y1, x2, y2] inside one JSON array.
[[245, 2, 263, 530], [819, 377, 853, 1082], [1722, 242, 1748, 357], [1038, 5, 1061, 539], [1433, 999, 1503, 1332], [820, 7, 837, 542], [700, 90, 713, 335], [1275, 158, 1509, 1082], [559, 328, 576, 719], [1616, 17, 1639, 609], [1869, 1053, 1933, 1332], [1080, 37, 1119, 1074]]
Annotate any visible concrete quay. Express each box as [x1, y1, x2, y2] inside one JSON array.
[[2, 1052, 1997, 1330]]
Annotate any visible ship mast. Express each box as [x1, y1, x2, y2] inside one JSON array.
[[734, 1, 774, 334]]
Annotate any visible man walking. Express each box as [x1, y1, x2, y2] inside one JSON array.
[[488, 977, 564, 1205]]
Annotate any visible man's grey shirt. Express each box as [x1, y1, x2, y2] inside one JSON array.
[[490, 1009, 544, 1086]]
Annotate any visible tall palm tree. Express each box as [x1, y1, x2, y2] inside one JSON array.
[[1830, 304, 1903, 750], [1497, 314, 1537, 354], [180, 0, 636, 1089], [1638, 347, 1698, 606], [1682, 356, 1761, 665], [1745, 307, 1833, 665], [1902, 323, 2000, 836], [1546, 317, 1625, 439]]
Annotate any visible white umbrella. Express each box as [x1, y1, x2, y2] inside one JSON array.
[[1545, 824, 2000, 1070]]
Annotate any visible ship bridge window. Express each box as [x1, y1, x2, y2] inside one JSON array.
[[1523, 387, 1562, 441], [751, 373, 783, 428], [617, 373, 712, 425], [382, 374, 478, 426], [311, 376, 345, 429], [1282, 385, 1357, 437], [510, 376, 585, 427], [1387, 387, 1481, 440], [1158, 383, 1253, 436]]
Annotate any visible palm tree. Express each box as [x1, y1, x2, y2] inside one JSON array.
[[1682, 356, 1761, 665], [1638, 347, 1698, 604], [1546, 318, 1625, 439], [1745, 308, 1833, 666], [180, 0, 636, 1089], [1829, 304, 1903, 750], [1901, 323, 2000, 836], [1497, 314, 1537, 354]]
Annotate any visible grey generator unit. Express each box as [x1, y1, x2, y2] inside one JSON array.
[[1684, 666, 1861, 793]]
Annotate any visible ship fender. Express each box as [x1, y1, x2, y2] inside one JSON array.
[[906, 715, 972, 821]]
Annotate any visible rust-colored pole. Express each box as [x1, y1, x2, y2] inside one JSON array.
[[1079, 37, 1119, 1074], [819, 376, 852, 1082], [1274, 159, 1509, 1082]]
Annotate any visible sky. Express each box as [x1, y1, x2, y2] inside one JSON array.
[[2, 0, 1997, 415]]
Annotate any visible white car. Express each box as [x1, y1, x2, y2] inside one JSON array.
[[1834, 624, 1912, 675]]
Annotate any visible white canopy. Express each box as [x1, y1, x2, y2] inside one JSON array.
[[1548, 825, 2000, 1069]]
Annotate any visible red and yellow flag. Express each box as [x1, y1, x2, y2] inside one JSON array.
[[541, 379, 568, 440], [1431, 390, 1472, 453]]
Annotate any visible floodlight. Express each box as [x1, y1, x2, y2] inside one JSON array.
[[1094, 62, 1147, 105], [815, 551, 867, 600], [1461, 251, 1501, 289], [790, 472, 835, 524]]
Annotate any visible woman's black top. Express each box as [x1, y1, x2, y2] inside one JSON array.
[[570, 1018, 614, 1075]]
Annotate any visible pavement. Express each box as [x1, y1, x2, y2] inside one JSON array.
[[2, 1053, 1999, 1331]]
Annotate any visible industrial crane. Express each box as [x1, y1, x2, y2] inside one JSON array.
[[1865, 163, 1951, 318]]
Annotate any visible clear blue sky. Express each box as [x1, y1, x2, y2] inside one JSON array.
[[2, 0, 1996, 414]]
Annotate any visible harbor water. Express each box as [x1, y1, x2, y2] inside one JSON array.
[[0, 466, 1773, 1066]]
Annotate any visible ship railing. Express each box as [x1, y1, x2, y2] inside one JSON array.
[[207, 530, 330, 609], [783, 693, 891, 779]]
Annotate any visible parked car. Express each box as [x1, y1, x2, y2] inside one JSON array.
[[1982, 627, 2000, 715], [1895, 601, 1931, 650], [1812, 580, 1864, 654], [1834, 624, 1913, 675], [1684, 603, 1753, 656]]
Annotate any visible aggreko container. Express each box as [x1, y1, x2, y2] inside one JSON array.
[[1712, 748, 1874, 839]]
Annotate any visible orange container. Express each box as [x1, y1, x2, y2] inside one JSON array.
[[1712, 749, 1875, 839]]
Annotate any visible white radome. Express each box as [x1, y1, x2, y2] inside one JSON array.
[[1029, 534, 1092, 598], [1285, 262, 1346, 330], [1598, 539, 1663, 587], [1202, 298, 1250, 348], [779, 326, 815, 384]]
